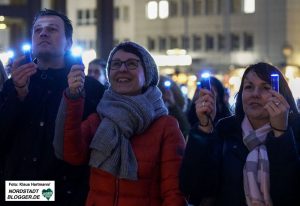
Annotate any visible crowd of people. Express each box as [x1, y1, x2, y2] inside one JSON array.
[[0, 8, 299, 206]]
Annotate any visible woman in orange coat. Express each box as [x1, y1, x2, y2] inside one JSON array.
[[54, 41, 187, 206]]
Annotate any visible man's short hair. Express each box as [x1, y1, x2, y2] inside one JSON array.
[[89, 58, 107, 69], [32, 8, 73, 40]]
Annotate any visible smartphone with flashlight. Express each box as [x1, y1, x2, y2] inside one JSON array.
[[71, 46, 84, 66], [271, 74, 279, 92], [19, 45, 32, 66], [73, 55, 83, 65], [164, 80, 172, 90], [200, 73, 211, 91]]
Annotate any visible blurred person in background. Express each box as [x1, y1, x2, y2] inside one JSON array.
[[0, 9, 105, 205], [188, 76, 231, 127], [296, 98, 300, 112], [158, 75, 191, 139], [54, 41, 187, 206], [88, 58, 108, 87], [180, 62, 300, 206], [0, 60, 8, 91]]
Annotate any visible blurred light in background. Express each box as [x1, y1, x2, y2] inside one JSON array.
[[7, 50, 14, 59], [180, 84, 188, 96], [82, 49, 97, 73], [71, 46, 83, 57], [146, 1, 158, 19], [243, 0, 255, 14], [153, 54, 192, 66], [0, 23, 7, 30], [159, 0, 169, 19], [166, 49, 186, 55], [284, 65, 300, 99]]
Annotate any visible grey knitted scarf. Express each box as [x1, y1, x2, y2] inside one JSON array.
[[89, 86, 168, 180]]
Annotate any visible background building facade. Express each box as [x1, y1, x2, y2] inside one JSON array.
[[1, 0, 300, 98]]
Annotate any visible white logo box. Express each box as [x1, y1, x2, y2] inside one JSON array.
[[5, 180, 55, 201]]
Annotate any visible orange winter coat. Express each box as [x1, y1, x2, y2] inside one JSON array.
[[63, 97, 187, 206]]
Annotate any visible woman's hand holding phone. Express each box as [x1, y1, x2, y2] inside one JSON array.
[[67, 65, 85, 96]]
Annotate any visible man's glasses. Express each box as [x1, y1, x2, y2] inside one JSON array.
[[110, 59, 140, 70]]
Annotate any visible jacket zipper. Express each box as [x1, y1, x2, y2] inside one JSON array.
[[113, 178, 119, 206]]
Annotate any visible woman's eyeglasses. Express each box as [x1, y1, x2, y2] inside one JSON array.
[[110, 59, 140, 70]]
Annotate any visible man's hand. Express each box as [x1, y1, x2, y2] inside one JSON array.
[[11, 56, 37, 99]]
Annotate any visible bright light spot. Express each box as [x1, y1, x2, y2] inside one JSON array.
[[153, 54, 192, 66], [7, 50, 14, 59], [229, 76, 241, 88], [180, 85, 188, 95], [0, 16, 5, 21], [164, 80, 171, 88], [159, 0, 169, 19], [290, 78, 300, 99], [82, 49, 97, 74], [229, 95, 237, 108], [22, 44, 31, 51], [0, 51, 12, 65], [71, 46, 83, 57], [177, 73, 188, 83], [166, 49, 187, 55], [188, 75, 197, 83], [146, 1, 158, 19], [243, 0, 255, 14], [0, 23, 7, 29], [285, 65, 298, 79], [201, 72, 210, 79]]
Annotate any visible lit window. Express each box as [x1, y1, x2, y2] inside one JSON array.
[[159, 0, 169, 19], [146, 1, 158, 19], [243, 0, 255, 13]]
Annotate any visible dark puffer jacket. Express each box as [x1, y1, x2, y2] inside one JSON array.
[[180, 115, 300, 206], [0, 59, 105, 205]]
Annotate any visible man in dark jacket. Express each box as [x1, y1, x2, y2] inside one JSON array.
[[0, 9, 105, 205]]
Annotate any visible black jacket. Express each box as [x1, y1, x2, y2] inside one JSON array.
[[0, 59, 105, 205], [180, 115, 300, 206]]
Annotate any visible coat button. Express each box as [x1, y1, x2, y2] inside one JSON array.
[[233, 145, 237, 149], [32, 157, 38, 162], [66, 190, 72, 195]]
